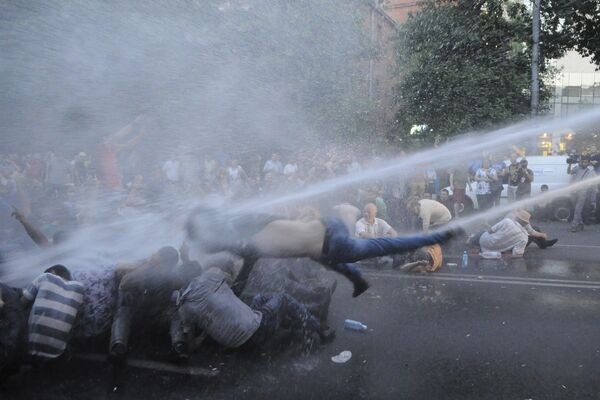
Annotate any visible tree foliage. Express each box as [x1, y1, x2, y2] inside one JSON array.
[[542, 0, 600, 66], [390, 0, 555, 146]]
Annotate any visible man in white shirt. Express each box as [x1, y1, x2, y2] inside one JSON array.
[[407, 198, 452, 231], [355, 203, 396, 238], [263, 153, 283, 176], [355, 203, 397, 268]]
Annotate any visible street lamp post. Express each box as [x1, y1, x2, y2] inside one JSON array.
[[531, 0, 541, 117]]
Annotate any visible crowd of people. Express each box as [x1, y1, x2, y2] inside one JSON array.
[[1, 118, 598, 382]]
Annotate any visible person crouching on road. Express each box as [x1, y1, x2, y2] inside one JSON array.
[[21, 265, 84, 366]]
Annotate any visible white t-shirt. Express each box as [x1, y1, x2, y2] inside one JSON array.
[[355, 217, 394, 238], [283, 163, 298, 176]]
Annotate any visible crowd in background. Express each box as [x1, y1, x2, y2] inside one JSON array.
[[2, 136, 600, 259]]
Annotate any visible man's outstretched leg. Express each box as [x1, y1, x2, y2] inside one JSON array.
[[328, 263, 368, 298]]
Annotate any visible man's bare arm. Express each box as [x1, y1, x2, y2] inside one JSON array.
[[12, 207, 50, 247]]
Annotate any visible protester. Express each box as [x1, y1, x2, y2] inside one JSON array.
[[396, 244, 443, 273], [187, 207, 460, 297], [109, 246, 183, 360], [406, 198, 452, 232], [568, 156, 597, 232], [516, 159, 534, 200], [355, 203, 397, 238], [449, 166, 469, 217], [171, 265, 334, 358], [506, 153, 520, 202], [469, 210, 532, 258], [474, 159, 497, 210], [0, 283, 26, 381], [21, 265, 84, 364]]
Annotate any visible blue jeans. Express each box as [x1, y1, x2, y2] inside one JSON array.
[[320, 217, 452, 265], [245, 293, 321, 347]]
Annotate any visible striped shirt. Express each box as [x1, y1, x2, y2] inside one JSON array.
[[23, 273, 84, 359]]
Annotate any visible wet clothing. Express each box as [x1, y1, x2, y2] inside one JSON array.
[[319, 216, 451, 266], [110, 266, 183, 351], [415, 199, 452, 231], [72, 266, 119, 338], [243, 293, 321, 348], [23, 273, 84, 359], [0, 283, 26, 378], [422, 244, 443, 271], [478, 218, 528, 256], [176, 269, 261, 348], [355, 217, 394, 238], [174, 270, 321, 349]]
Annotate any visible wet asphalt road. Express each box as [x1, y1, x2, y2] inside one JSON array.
[[3, 221, 600, 400]]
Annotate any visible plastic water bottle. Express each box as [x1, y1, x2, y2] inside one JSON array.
[[461, 250, 469, 269], [344, 319, 368, 332]]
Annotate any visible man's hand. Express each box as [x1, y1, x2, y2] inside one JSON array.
[[11, 206, 24, 222]]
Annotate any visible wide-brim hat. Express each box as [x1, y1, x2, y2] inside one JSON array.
[[515, 209, 531, 224]]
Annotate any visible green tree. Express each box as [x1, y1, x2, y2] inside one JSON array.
[[542, 0, 600, 67], [390, 0, 554, 146]]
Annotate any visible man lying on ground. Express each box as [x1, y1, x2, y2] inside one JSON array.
[[395, 244, 443, 273], [187, 207, 461, 297]]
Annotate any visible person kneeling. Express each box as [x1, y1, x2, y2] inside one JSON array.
[[170, 266, 334, 359]]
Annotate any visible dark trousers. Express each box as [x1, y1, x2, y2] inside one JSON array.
[[476, 194, 492, 210], [244, 293, 321, 347], [110, 289, 183, 351]]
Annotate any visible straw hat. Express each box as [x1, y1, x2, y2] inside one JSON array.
[[514, 209, 531, 224]]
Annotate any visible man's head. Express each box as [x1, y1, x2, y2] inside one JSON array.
[[45, 264, 72, 281], [510, 152, 518, 163], [440, 189, 450, 201], [406, 198, 421, 215], [362, 203, 378, 223], [580, 157, 590, 168], [520, 159, 528, 169], [150, 246, 180, 268], [271, 153, 280, 161], [541, 184, 549, 193], [513, 209, 531, 226]]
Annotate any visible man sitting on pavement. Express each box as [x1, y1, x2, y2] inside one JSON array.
[[468, 210, 556, 259], [355, 203, 398, 268]]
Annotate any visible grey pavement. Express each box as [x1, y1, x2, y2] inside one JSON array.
[[3, 221, 600, 400]]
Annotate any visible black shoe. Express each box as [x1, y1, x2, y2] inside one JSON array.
[[544, 238, 558, 248], [352, 277, 370, 298], [170, 342, 190, 364], [108, 343, 127, 365]]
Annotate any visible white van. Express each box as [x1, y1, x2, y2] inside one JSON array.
[[446, 156, 574, 220]]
